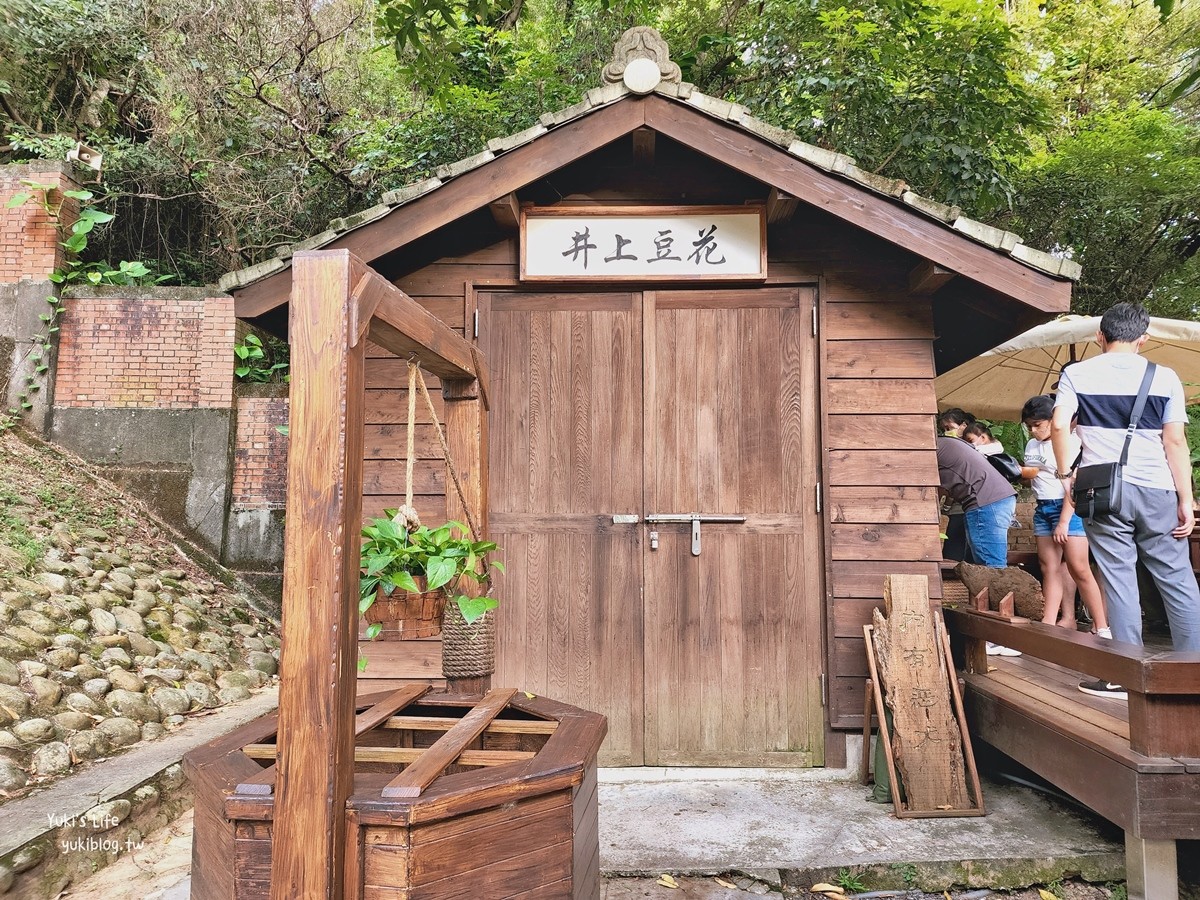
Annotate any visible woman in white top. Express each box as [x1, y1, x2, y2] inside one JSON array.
[[1021, 395, 1110, 635]]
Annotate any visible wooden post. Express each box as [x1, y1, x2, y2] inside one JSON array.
[[442, 377, 491, 693], [270, 250, 366, 900]]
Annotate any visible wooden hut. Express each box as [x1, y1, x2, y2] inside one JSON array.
[[224, 28, 1074, 769]]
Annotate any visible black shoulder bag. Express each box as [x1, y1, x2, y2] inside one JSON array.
[[985, 451, 1023, 483], [1072, 362, 1157, 522]]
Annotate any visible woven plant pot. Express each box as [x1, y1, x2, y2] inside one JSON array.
[[362, 577, 447, 640]]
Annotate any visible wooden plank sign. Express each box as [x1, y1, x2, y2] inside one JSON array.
[[521, 205, 766, 281], [868, 574, 977, 814]]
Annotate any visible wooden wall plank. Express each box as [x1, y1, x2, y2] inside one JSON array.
[[829, 561, 943, 599], [825, 380, 938, 415], [397, 263, 517, 297], [827, 486, 940, 524], [825, 340, 934, 378], [823, 302, 935, 340], [826, 450, 939, 486], [829, 523, 942, 561], [826, 415, 935, 450]]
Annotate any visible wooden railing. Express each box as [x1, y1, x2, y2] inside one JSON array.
[[944, 606, 1200, 759]]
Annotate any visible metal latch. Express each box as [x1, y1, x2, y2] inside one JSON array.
[[644, 513, 746, 556], [611, 514, 639, 524]]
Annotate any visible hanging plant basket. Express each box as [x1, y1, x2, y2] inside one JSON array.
[[363, 577, 447, 640]]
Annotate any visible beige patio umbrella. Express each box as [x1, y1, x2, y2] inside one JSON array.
[[935, 314, 1200, 421]]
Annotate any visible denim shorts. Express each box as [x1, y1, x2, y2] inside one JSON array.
[[1033, 498, 1086, 537]]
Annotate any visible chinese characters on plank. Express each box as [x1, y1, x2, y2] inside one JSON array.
[[561, 225, 728, 270]]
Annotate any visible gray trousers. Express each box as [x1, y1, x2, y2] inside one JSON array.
[[1083, 481, 1200, 651]]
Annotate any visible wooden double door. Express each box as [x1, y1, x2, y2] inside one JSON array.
[[482, 288, 824, 766]]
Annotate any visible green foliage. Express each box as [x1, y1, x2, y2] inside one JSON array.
[[1106, 881, 1128, 900], [234, 333, 290, 383], [834, 868, 867, 892], [1002, 104, 1200, 318], [892, 862, 918, 888], [359, 512, 504, 625], [0, 0, 1196, 323], [730, 0, 1046, 209]]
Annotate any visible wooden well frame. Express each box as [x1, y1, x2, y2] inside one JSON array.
[[186, 249, 607, 900]]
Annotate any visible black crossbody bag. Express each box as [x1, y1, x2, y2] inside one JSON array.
[[1072, 362, 1157, 522]]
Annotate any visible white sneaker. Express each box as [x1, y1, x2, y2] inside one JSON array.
[[1094, 627, 1112, 639], [986, 642, 1022, 657]]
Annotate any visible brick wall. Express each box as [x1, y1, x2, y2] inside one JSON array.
[[0, 163, 80, 282], [1009, 497, 1036, 553], [55, 291, 235, 408], [232, 395, 289, 510]]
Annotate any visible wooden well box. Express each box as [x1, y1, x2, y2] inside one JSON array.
[[185, 687, 606, 900]]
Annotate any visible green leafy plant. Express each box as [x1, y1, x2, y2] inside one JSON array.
[[234, 333, 290, 383], [359, 512, 504, 634], [1105, 882, 1128, 900], [893, 862, 918, 888], [834, 868, 867, 893]]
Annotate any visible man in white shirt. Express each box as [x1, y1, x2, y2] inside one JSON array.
[[1052, 303, 1200, 698]]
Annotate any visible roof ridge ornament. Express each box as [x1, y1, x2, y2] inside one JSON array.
[[602, 26, 681, 94]]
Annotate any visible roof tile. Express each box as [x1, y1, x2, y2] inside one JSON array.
[[843, 164, 908, 198], [787, 140, 856, 174], [1010, 243, 1078, 278], [435, 150, 495, 181], [728, 111, 794, 148], [275, 229, 339, 260], [218, 257, 288, 292], [952, 217, 1022, 252], [381, 178, 443, 206], [900, 190, 961, 224], [586, 82, 630, 107], [653, 81, 694, 99], [540, 98, 594, 127], [488, 123, 549, 154], [686, 92, 743, 121], [328, 203, 392, 233]]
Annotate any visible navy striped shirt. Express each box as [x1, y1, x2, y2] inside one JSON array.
[[1054, 353, 1187, 490]]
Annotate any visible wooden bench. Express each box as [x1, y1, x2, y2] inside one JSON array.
[[943, 606, 1200, 900]]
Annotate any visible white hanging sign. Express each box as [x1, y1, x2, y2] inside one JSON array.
[[521, 205, 766, 281]]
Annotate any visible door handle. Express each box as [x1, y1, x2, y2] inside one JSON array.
[[643, 514, 746, 556]]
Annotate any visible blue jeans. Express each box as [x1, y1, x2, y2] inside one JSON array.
[[964, 495, 1016, 568]]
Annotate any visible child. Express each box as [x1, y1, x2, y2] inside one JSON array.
[[963, 422, 1004, 455], [1021, 395, 1111, 636]]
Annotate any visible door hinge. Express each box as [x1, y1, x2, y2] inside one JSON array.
[[811, 304, 818, 337], [473, 309, 479, 339], [815, 482, 822, 514], [819, 673, 827, 706]]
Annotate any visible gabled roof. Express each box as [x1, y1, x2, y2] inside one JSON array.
[[223, 30, 1076, 317]]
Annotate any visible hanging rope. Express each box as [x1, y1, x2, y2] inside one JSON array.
[[403, 360, 494, 679], [405, 361, 417, 511], [410, 360, 483, 545]]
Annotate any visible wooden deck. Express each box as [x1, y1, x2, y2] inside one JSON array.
[[944, 606, 1200, 900]]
